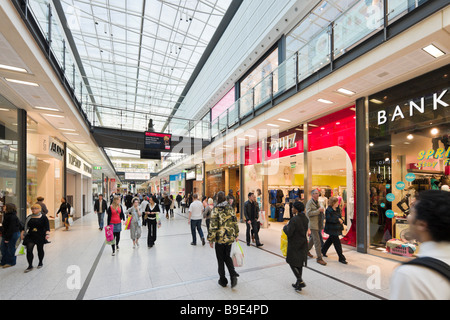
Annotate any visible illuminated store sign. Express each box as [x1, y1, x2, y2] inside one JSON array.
[[377, 89, 449, 125], [270, 133, 298, 155]]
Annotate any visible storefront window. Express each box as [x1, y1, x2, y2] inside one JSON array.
[[368, 65, 450, 257], [0, 96, 19, 222], [27, 125, 65, 229], [308, 107, 356, 247]]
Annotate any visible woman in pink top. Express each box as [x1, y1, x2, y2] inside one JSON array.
[[107, 196, 125, 256]]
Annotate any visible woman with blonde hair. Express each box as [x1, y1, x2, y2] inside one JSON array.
[[322, 197, 347, 264], [106, 196, 125, 256]]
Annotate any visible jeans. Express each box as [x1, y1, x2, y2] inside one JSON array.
[[97, 212, 105, 229], [1, 231, 20, 266], [190, 219, 204, 244]]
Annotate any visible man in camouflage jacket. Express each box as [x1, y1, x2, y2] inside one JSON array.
[[208, 199, 240, 288]]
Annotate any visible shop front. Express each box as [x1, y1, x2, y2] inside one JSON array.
[[66, 147, 93, 220], [205, 148, 241, 208], [244, 106, 357, 247], [0, 96, 20, 225], [368, 64, 450, 259], [170, 172, 186, 196], [27, 131, 65, 229]]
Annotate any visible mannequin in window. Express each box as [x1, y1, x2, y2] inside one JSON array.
[[318, 189, 328, 209]]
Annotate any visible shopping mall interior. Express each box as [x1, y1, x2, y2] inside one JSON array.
[[0, 0, 449, 302]]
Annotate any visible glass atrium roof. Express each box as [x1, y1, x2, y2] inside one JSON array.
[[60, 0, 232, 133]]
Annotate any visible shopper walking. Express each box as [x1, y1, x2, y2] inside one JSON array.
[[0, 204, 22, 268], [176, 193, 182, 211], [203, 198, 214, 234], [21, 204, 50, 273], [306, 189, 326, 265], [143, 195, 160, 248], [94, 194, 108, 230], [36, 197, 48, 216], [106, 196, 126, 256], [56, 197, 72, 231], [163, 194, 172, 219], [169, 195, 175, 219], [244, 192, 263, 247], [283, 201, 309, 292], [208, 191, 240, 288], [390, 190, 450, 300], [126, 198, 142, 248], [321, 197, 347, 264], [188, 193, 205, 246]]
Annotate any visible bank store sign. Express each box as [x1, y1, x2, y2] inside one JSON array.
[[377, 89, 449, 126]]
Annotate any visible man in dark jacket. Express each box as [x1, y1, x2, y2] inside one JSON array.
[[94, 194, 108, 230], [244, 192, 263, 247]]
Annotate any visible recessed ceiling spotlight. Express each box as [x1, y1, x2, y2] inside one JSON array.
[[422, 44, 445, 58]]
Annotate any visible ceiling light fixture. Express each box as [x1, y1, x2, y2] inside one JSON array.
[[5, 78, 39, 87], [59, 128, 76, 132], [35, 106, 60, 112], [0, 108, 10, 112], [277, 118, 291, 123], [0, 64, 27, 73], [337, 88, 356, 96], [422, 44, 445, 58], [267, 124, 280, 127], [370, 99, 384, 105], [43, 114, 64, 118], [317, 98, 334, 104]]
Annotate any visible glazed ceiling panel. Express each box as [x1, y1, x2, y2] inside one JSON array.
[[59, 0, 232, 133]]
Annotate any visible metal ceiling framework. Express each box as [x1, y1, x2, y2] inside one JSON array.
[[54, 0, 235, 134]]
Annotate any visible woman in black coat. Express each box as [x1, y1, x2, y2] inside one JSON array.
[[283, 201, 309, 292], [322, 197, 347, 264], [143, 195, 160, 248]]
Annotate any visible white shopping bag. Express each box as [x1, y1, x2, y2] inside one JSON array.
[[231, 241, 244, 267]]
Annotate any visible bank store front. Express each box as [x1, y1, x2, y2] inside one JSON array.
[[368, 65, 449, 259]]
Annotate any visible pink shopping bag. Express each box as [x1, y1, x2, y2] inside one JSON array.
[[105, 224, 114, 242]]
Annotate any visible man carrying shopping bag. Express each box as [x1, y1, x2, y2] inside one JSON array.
[[207, 191, 240, 288]]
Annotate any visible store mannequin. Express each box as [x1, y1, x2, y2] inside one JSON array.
[[333, 188, 343, 209], [318, 189, 328, 209]]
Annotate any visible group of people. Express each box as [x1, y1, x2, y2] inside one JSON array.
[[283, 189, 450, 299], [0, 196, 73, 273], [1, 188, 448, 299]]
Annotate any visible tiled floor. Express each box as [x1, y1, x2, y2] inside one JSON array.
[[0, 208, 399, 300]]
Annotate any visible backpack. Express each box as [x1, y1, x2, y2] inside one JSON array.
[[403, 257, 450, 281]]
